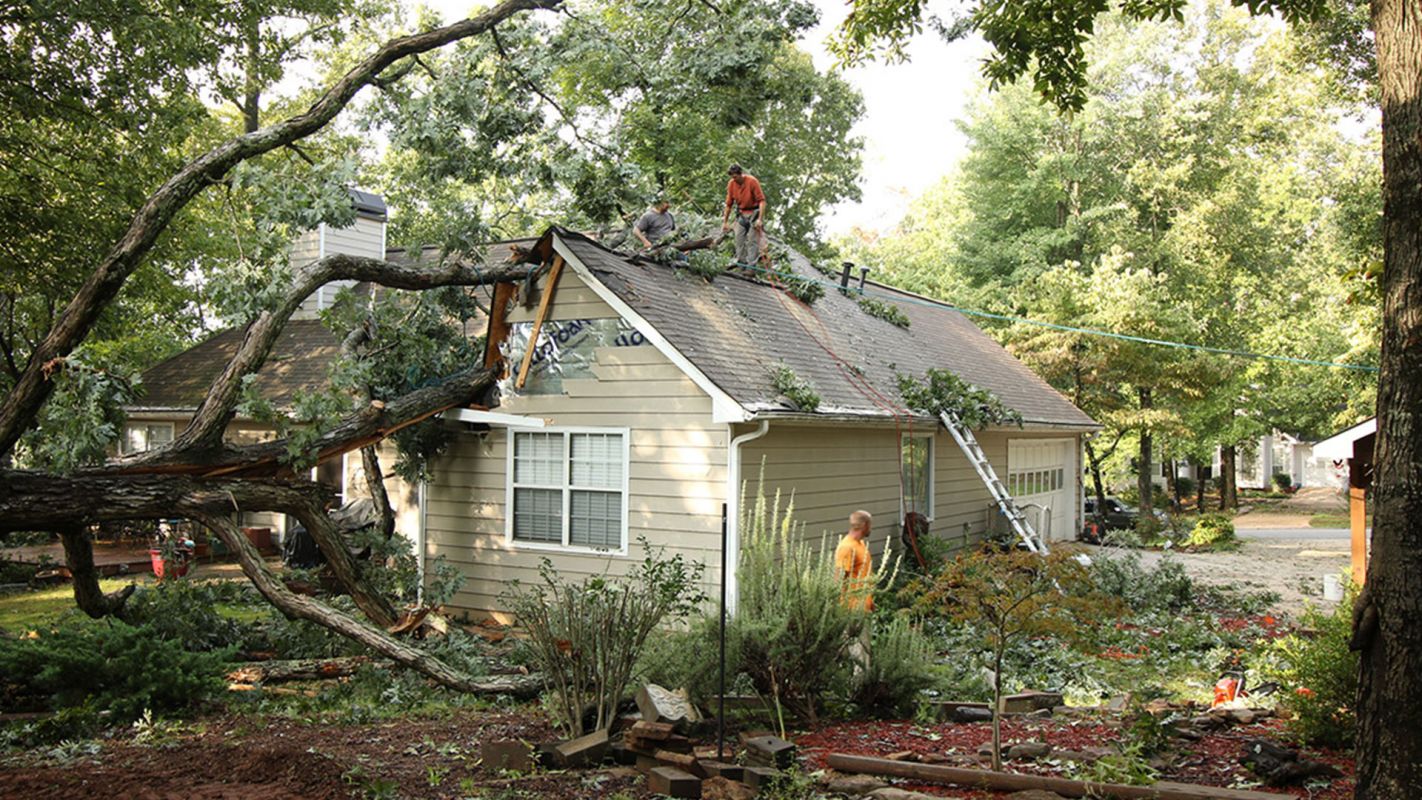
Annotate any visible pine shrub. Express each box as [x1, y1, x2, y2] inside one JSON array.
[[1270, 592, 1358, 747]]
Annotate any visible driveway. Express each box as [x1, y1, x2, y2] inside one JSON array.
[[1092, 527, 1353, 618]]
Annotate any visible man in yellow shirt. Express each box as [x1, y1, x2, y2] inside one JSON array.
[[834, 510, 875, 612]]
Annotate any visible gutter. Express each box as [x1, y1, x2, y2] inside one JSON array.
[[724, 419, 770, 615]]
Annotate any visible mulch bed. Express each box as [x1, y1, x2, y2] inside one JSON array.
[[798, 715, 1354, 799], [0, 709, 655, 800]]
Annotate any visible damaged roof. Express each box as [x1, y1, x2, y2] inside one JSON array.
[[549, 229, 1098, 429]]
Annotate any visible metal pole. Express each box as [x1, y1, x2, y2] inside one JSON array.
[[718, 501, 727, 761]]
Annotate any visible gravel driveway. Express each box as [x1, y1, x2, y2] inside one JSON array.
[[1086, 529, 1353, 618]]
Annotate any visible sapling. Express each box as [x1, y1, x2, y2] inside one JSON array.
[[918, 548, 1116, 770]]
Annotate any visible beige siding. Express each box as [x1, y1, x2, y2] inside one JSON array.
[[323, 217, 384, 259], [739, 423, 1084, 559], [425, 270, 726, 620]]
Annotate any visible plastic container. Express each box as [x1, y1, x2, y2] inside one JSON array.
[[1323, 574, 1344, 602]]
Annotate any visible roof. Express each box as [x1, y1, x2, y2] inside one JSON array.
[[349, 188, 387, 220], [548, 229, 1098, 429], [1312, 417, 1375, 461], [135, 318, 341, 412]]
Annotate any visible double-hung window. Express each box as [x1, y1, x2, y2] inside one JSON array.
[[508, 428, 628, 552], [121, 422, 174, 455], [900, 434, 934, 520]]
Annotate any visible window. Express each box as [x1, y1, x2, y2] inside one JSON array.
[[121, 422, 174, 455], [508, 428, 628, 552], [901, 435, 934, 519], [1008, 467, 1066, 496]]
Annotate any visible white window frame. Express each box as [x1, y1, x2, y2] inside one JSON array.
[[900, 433, 935, 521], [120, 421, 175, 455], [310, 452, 350, 506], [505, 426, 631, 555]]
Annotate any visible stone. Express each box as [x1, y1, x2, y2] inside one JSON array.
[[552, 728, 609, 768], [703, 776, 756, 800], [481, 739, 533, 772], [1005, 741, 1054, 760], [1241, 738, 1343, 787], [652, 749, 706, 778], [742, 735, 796, 769], [647, 766, 700, 798], [635, 754, 660, 775], [918, 752, 950, 764], [950, 706, 994, 723], [884, 750, 919, 761], [822, 773, 888, 796], [1002, 691, 1065, 713], [931, 700, 990, 721], [742, 766, 786, 791], [1228, 709, 1257, 725], [636, 684, 702, 727], [866, 789, 939, 800], [701, 761, 745, 782], [1105, 693, 1132, 712], [1051, 749, 1099, 764], [608, 741, 638, 765]]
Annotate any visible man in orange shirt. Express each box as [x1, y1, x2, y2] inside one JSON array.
[[720, 163, 767, 266], [834, 509, 875, 612]]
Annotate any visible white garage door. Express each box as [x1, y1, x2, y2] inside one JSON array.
[[1007, 439, 1077, 541]]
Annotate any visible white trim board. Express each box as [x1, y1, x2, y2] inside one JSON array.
[[440, 408, 548, 428], [550, 234, 751, 424]]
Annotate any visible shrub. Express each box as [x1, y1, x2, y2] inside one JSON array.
[[504, 544, 706, 737], [1271, 473, 1293, 493], [850, 614, 938, 718], [0, 619, 230, 722], [1186, 514, 1237, 550], [727, 484, 885, 730], [1175, 476, 1196, 497], [124, 579, 257, 653], [1087, 552, 1196, 614], [896, 368, 1021, 428], [1269, 591, 1358, 747]]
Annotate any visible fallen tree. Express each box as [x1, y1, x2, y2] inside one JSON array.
[[0, 0, 563, 690]]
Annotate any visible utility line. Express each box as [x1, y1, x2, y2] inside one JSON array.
[[729, 262, 1379, 374]]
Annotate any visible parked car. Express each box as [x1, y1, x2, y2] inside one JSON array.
[[1082, 496, 1162, 532]]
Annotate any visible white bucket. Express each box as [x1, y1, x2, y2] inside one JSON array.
[[1323, 574, 1344, 602]]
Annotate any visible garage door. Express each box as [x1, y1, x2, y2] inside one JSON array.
[[1007, 439, 1076, 541]]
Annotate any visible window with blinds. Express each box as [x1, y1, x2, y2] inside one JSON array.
[[510, 429, 627, 551], [121, 422, 174, 455]]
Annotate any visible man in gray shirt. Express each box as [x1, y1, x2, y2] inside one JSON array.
[[633, 199, 676, 249]]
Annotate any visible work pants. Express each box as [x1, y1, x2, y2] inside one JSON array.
[[733, 209, 763, 265]]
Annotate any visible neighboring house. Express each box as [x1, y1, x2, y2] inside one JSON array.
[[130, 196, 1100, 621], [1153, 430, 1350, 493]]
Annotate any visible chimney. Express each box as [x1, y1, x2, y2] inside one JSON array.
[[290, 189, 388, 319]]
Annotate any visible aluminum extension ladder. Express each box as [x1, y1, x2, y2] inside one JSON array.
[[939, 411, 1050, 554]]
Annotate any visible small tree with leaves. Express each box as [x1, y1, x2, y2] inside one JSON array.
[[918, 549, 1115, 770]]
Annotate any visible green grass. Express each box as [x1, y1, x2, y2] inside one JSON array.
[[1310, 513, 1368, 529], [0, 578, 148, 632]]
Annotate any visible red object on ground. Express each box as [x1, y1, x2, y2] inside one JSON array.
[[1213, 676, 1241, 707], [149, 549, 190, 580]]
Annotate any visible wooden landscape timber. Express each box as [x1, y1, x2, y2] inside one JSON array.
[[825, 753, 1301, 800]]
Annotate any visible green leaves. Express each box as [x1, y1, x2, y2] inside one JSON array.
[[896, 368, 1020, 428]]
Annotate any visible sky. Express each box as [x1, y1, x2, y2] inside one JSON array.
[[420, 0, 992, 237]]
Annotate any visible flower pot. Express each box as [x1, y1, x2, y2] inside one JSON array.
[[149, 549, 190, 580], [242, 527, 275, 554]]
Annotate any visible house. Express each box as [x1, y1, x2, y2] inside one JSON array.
[[130, 195, 1099, 620]]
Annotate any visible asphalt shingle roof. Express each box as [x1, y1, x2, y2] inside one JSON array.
[[554, 229, 1097, 428]]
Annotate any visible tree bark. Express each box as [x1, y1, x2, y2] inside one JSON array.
[[195, 513, 541, 697], [1193, 459, 1206, 512], [1164, 457, 1179, 512], [57, 526, 135, 619], [0, 0, 561, 460], [1137, 388, 1154, 515], [1356, 0, 1422, 795], [361, 445, 397, 540], [1219, 445, 1238, 511]]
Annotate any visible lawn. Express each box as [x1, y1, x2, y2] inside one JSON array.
[[0, 578, 147, 632]]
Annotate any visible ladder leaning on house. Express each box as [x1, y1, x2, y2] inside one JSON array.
[[939, 411, 1050, 555]]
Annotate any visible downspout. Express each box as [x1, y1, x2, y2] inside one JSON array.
[[725, 419, 769, 615], [416, 478, 428, 606]]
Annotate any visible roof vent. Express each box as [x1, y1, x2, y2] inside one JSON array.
[[858, 265, 871, 292], [840, 262, 854, 293]]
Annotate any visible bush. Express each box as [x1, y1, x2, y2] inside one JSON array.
[[124, 579, 257, 653], [504, 544, 706, 737], [1175, 476, 1196, 497], [1088, 552, 1196, 614], [1271, 473, 1294, 493], [0, 619, 230, 722], [1186, 514, 1237, 550], [850, 614, 938, 718], [1269, 591, 1358, 747]]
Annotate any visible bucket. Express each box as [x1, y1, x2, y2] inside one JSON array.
[[1323, 574, 1344, 602]]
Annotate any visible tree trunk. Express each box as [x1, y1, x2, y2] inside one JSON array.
[[991, 640, 1004, 772], [1164, 457, 1179, 512], [1137, 388, 1153, 515], [195, 513, 541, 697], [1220, 445, 1238, 511], [1356, 0, 1422, 795], [361, 445, 397, 540], [57, 526, 134, 619], [1193, 459, 1206, 512]]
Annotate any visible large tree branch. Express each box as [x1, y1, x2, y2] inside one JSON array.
[[0, 0, 562, 459], [171, 250, 532, 455]]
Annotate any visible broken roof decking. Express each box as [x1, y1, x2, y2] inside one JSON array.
[[549, 229, 1097, 429]]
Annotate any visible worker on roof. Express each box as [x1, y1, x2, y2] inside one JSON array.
[[835, 510, 875, 613], [633, 198, 676, 250], [721, 164, 767, 267]]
